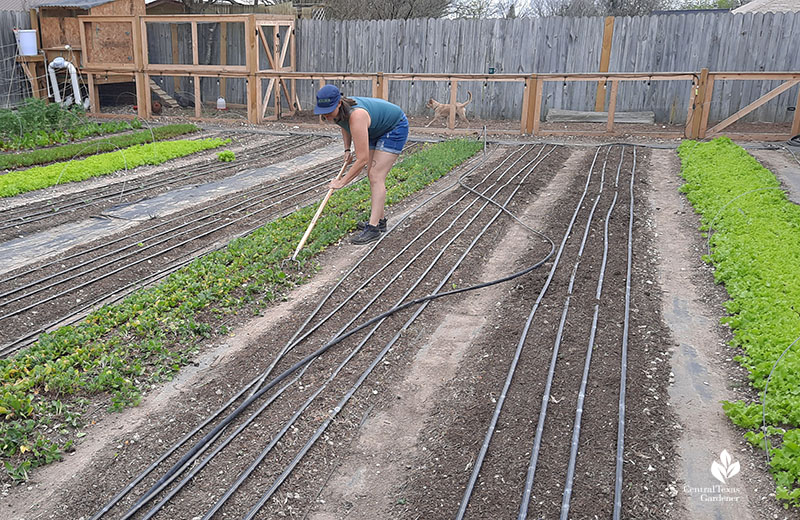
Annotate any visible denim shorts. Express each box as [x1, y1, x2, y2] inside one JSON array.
[[369, 115, 409, 155]]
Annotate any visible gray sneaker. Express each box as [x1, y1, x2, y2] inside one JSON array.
[[357, 217, 387, 232], [352, 224, 382, 244]]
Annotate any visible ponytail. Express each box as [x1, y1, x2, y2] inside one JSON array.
[[335, 96, 357, 124]]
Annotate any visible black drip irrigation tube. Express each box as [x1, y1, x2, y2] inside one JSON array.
[[90, 142, 560, 519], [561, 146, 630, 520], [0, 158, 336, 306], [456, 145, 606, 520], [0, 134, 319, 231], [92, 142, 496, 518], [232, 145, 560, 520], [455, 144, 638, 520], [0, 158, 348, 354], [126, 144, 547, 520], [248, 142, 537, 395], [1, 153, 337, 289]]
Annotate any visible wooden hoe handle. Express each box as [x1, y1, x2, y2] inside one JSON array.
[[291, 159, 349, 261]]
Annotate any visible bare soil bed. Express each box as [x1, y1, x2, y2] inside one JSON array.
[[1, 129, 797, 520]]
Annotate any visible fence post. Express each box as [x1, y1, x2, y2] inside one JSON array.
[[690, 68, 709, 139], [699, 69, 714, 139], [521, 74, 538, 135], [449, 79, 458, 129], [792, 82, 800, 136], [521, 75, 532, 134], [532, 76, 544, 136], [594, 16, 615, 112], [247, 14, 259, 123]]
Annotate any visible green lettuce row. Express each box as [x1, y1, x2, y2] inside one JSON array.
[[0, 137, 229, 198], [678, 136, 800, 507], [0, 124, 199, 171]]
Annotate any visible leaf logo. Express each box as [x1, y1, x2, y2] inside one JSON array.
[[711, 449, 740, 484]]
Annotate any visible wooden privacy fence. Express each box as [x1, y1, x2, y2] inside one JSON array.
[[295, 13, 800, 125], [257, 70, 800, 140], [63, 12, 800, 140]]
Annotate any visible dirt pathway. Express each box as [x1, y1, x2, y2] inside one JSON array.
[[648, 148, 792, 520]]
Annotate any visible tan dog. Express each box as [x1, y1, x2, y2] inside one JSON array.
[[425, 91, 472, 127]]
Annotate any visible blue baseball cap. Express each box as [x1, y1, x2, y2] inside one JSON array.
[[314, 85, 341, 115]]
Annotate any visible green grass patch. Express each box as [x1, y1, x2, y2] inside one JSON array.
[[0, 124, 199, 171], [0, 138, 482, 481], [678, 136, 800, 508], [0, 137, 229, 198]]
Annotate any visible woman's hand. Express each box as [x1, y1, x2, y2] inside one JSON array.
[[344, 150, 353, 163], [330, 176, 348, 190]]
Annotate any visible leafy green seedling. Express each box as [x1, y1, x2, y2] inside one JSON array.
[[217, 150, 236, 162]]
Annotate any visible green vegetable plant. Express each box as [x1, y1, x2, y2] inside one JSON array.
[[0, 139, 482, 481], [0, 124, 198, 171], [217, 150, 236, 162], [0, 137, 229, 198], [678, 137, 800, 508], [0, 98, 143, 151]]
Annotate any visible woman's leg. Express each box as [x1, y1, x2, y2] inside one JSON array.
[[367, 150, 399, 226]]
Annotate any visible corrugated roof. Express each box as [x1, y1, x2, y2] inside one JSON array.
[[32, 0, 114, 8], [0, 0, 31, 9], [733, 0, 800, 12]]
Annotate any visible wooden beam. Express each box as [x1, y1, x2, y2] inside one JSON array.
[[247, 15, 258, 123], [132, 18, 143, 74], [220, 22, 227, 100], [526, 75, 539, 135], [277, 24, 291, 70], [191, 21, 199, 67], [274, 25, 280, 117], [793, 85, 800, 136], [532, 77, 544, 136], [449, 80, 458, 129], [194, 75, 201, 118], [690, 68, 708, 139], [87, 72, 97, 113], [521, 75, 532, 134], [685, 76, 698, 138], [261, 78, 274, 119], [143, 64, 248, 75], [171, 23, 180, 92], [144, 73, 152, 117], [699, 73, 714, 139], [79, 19, 89, 67], [595, 16, 615, 112], [710, 72, 800, 81], [290, 23, 298, 110], [707, 79, 799, 136], [135, 72, 148, 119], [258, 26, 276, 70], [607, 79, 619, 133]]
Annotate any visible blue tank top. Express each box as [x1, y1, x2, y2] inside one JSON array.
[[336, 97, 405, 140]]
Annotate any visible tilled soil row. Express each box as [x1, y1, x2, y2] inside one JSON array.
[[0, 133, 329, 241], [44, 143, 568, 519], [393, 145, 679, 519]]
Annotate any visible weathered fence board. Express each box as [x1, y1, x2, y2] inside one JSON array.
[[0, 10, 32, 108]]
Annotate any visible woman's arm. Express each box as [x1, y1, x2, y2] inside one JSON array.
[[331, 109, 371, 189]]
